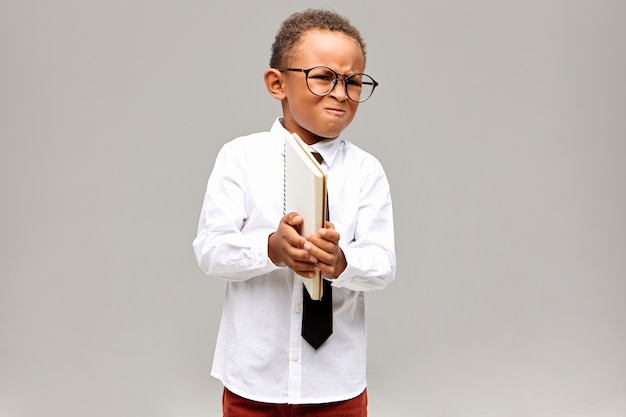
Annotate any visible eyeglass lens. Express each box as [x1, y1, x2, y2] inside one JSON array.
[[306, 66, 376, 103]]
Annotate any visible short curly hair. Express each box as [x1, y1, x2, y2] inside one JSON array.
[[269, 9, 366, 68]]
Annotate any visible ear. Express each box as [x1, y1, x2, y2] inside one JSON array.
[[264, 68, 286, 100]]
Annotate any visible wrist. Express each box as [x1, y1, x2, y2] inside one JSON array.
[[268, 232, 280, 266], [332, 248, 347, 278]]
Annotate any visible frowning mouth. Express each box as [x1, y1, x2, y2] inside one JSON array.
[[325, 107, 346, 116]]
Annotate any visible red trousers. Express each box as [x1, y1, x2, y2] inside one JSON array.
[[223, 388, 367, 417]]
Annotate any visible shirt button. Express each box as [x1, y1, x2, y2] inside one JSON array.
[[295, 305, 301, 314], [292, 354, 299, 362]]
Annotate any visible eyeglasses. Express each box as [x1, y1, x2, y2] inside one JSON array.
[[276, 66, 379, 103]]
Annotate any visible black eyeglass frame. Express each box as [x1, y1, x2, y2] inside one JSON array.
[[276, 66, 379, 103]]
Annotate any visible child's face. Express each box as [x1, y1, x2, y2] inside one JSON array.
[[280, 30, 365, 144]]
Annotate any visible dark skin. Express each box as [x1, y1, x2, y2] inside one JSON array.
[[265, 30, 362, 280], [268, 213, 347, 279]]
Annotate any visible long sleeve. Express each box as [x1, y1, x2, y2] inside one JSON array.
[[331, 154, 396, 291], [192, 135, 283, 281]]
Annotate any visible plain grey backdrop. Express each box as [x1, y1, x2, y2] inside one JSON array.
[[1, 1, 625, 416]]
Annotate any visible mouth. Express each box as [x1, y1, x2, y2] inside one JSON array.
[[325, 107, 346, 116]]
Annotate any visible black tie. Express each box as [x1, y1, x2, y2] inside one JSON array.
[[301, 151, 333, 349]]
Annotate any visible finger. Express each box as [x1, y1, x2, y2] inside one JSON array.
[[306, 232, 339, 253], [278, 222, 306, 248], [317, 227, 340, 244], [303, 241, 338, 269], [292, 259, 319, 278], [285, 212, 304, 227]]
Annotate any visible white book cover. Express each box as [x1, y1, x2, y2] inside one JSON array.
[[284, 133, 327, 300]]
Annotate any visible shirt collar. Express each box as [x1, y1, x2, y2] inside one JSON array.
[[273, 117, 343, 168]]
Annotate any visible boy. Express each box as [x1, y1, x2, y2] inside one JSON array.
[[193, 9, 396, 416]]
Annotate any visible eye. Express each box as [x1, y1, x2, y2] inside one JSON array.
[[346, 75, 363, 87], [310, 73, 334, 82], [308, 67, 336, 82]]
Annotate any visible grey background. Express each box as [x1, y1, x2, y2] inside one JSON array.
[[1, 1, 625, 416]]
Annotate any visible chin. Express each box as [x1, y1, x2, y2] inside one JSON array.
[[318, 124, 348, 139], [299, 120, 347, 142], [319, 131, 341, 140]]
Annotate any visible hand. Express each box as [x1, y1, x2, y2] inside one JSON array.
[[268, 212, 319, 278], [303, 221, 346, 279]]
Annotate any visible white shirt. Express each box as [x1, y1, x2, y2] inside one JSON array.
[[193, 118, 396, 404]]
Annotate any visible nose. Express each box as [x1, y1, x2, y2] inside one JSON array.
[[329, 76, 349, 102]]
